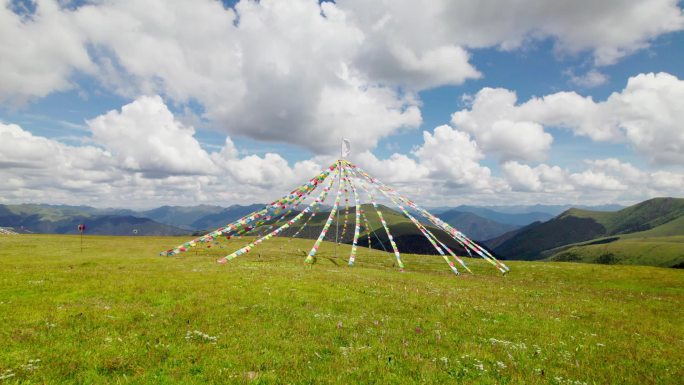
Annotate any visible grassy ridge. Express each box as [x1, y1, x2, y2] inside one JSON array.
[[563, 198, 684, 235], [494, 198, 684, 265], [621, 215, 684, 238], [1, 235, 683, 384], [547, 213, 684, 267], [548, 236, 684, 267]]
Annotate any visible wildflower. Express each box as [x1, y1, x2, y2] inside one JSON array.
[[0, 370, 15, 380], [185, 330, 218, 344], [21, 359, 41, 372]]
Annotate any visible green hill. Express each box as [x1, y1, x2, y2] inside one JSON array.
[[547, 235, 684, 268], [546, 214, 684, 268], [563, 197, 684, 234], [493, 198, 684, 266], [621, 213, 684, 238], [491, 215, 606, 260]]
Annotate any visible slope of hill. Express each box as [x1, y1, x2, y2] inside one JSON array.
[[437, 209, 519, 240], [547, 236, 684, 268], [561, 198, 684, 234], [493, 198, 684, 264], [492, 216, 606, 260], [483, 222, 540, 250], [545, 214, 684, 268], [621, 213, 684, 238]]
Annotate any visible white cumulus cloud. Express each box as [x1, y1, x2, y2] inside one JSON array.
[[568, 69, 609, 88], [451, 88, 554, 161], [453, 72, 684, 165], [88, 95, 217, 177], [73, 0, 421, 154], [2, 0, 682, 154], [0, 0, 92, 103], [340, 0, 684, 66], [500, 158, 684, 205]]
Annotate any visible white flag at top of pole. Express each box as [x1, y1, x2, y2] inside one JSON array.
[[341, 138, 351, 159]]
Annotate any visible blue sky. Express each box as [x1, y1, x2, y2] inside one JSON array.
[[1, 0, 683, 208]]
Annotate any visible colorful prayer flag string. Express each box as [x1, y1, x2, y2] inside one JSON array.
[[351, 163, 404, 271], [348, 165, 461, 275], [305, 161, 344, 264], [162, 161, 336, 257], [342, 163, 362, 266], [161, 157, 510, 276], [217, 169, 337, 264], [338, 173, 351, 241], [351, 163, 509, 273]]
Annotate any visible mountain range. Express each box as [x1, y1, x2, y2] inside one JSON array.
[[0, 203, 264, 236], [0, 204, 187, 236], [2, 199, 681, 268], [0, 202, 528, 240]]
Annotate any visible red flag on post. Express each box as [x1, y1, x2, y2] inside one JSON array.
[[77, 224, 85, 252]]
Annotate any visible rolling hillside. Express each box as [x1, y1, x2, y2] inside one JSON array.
[[545, 214, 684, 268], [570, 197, 684, 234], [492, 197, 684, 267], [547, 235, 684, 268]]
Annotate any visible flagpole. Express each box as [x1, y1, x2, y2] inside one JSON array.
[[335, 140, 343, 259]]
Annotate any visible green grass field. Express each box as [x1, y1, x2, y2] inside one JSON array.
[[1, 235, 683, 384]]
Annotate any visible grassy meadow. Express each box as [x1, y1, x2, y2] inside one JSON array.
[[1, 234, 683, 384]]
